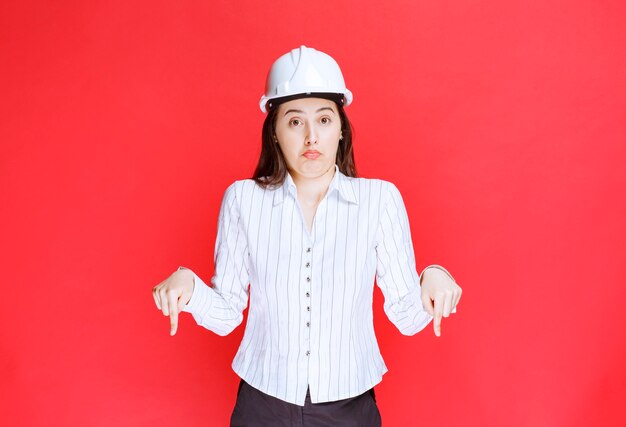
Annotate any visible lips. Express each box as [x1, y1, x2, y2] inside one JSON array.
[[303, 150, 321, 159]]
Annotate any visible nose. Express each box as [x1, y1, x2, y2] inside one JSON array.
[[305, 122, 318, 145]]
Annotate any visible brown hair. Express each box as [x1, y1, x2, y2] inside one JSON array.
[[252, 102, 357, 188]]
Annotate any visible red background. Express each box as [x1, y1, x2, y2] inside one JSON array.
[[1, 1, 625, 426]]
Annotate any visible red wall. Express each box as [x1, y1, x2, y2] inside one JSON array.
[[1, 1, 625, 425]]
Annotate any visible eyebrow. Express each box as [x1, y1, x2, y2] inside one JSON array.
[[283, 107, 336, 116]]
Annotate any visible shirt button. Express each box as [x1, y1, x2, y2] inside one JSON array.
[[306, 277, 311, 282], [305, 292, 310, 297], [305, 262, 310, 268], [306, 322, 310, 327], [305, 350, 310, 356], [306, 247, 311, 253], [307, 306, 310, 311]]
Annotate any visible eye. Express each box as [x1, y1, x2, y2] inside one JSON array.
[[320, 116, 331, 125], [289, 118, 302, 127]]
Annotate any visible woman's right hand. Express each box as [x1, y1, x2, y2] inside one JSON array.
[[152, 268, 195, 336]]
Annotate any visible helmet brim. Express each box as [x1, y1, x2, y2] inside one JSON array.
[[261, 92, 349, 113]]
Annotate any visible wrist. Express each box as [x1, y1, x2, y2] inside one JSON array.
[[420, 265, 456, 285], [176, 266, 195, 293]]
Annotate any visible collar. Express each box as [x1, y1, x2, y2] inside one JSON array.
[[273, 164, 358, 206]]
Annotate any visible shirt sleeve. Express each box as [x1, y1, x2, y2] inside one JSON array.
[[375, 182, 433, 336], [181, 182, 250, 336]]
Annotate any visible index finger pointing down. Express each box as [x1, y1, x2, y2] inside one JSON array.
[[170, 310, 179, 336], [167, 292, 179, 336]]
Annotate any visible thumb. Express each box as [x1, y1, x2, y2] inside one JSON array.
[[421, 293, 434, 316], [177, 294, 187, 313], [171, 291, 192, 335]]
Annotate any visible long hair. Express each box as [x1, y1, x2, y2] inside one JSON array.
[[252, 103, 357, 188]]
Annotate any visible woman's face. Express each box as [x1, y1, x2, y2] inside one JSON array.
[[274, 97, 342, 181]]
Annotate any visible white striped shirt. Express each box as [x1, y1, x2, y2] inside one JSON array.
[[182, 165, 439, 406]]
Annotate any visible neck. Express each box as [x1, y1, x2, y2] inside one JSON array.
[[291, 165, 336, 205]]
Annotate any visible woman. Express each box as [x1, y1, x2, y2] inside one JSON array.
[[152, 45, 462, 426]]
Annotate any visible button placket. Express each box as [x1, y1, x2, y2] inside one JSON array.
[[304, 246, 312, 356]]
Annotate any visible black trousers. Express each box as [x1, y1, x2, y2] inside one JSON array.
[[230, 379, 382, 427]]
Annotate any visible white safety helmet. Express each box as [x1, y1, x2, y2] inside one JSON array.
[[259, 45, 353, 113]]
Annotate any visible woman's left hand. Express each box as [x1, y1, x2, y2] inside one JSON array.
[[420, 268, 462, 337]]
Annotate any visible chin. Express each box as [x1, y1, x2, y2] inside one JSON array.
[[300, 163, 334, 177]]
